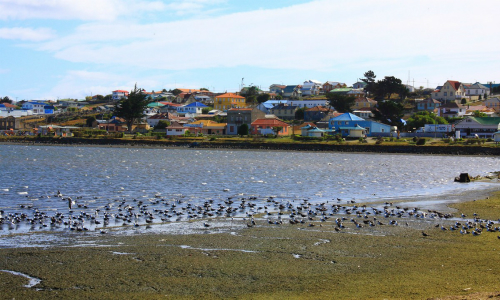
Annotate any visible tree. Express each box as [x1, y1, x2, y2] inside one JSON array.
[[472, 110, 487, 117], [361, 70, 377, 95], [326, 92, 355, 113], [200, 88, 209, 91], [1, 96, 12, 104], [295, 107, 306, 120], [104, 94, 113, 102], [86, 116, 97, 128], [372, 101, 405, 128], [170, 89, 183, 96], [114, 84, 149, 133], [257, 93, 270, 104], [237, 123, 249, 136], [154, 120, 170, 130], [272, 126, 283, 136], [406, 111, 447, 130], [246, 95, 257, 105], [202, 107, 212, 114], [275, 95, 283, 100], [375, 76, 406, 101], [461, 98, 467, 105]]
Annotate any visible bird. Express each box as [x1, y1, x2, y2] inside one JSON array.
[[203, 222, 210, 228], [421, 231, 429, 237]]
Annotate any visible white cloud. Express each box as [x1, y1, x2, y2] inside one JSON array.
[[0, 0, 165, 21], [0, 27, 55, 41], [165, 0, 227, 15], [38, 0, 500, 79]]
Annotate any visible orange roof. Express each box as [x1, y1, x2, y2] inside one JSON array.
[[306, 106, 332, 112], [251, 118, 289, 127], [177, 88, 202, 93], [113, 90, 129, 93], [215, 93, 245, 99]]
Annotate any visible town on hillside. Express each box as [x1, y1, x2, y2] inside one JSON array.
[[2, 73, 500, 141]]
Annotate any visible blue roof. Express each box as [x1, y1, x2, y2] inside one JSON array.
[[332, 113, 365, 121], [0, 104, 5, 107], [185, 102, 208, 107]]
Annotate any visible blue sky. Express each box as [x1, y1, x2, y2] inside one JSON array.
[[1, 0, 499, 101]]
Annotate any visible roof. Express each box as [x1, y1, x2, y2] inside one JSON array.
[[463, 117, 500, 125], [332, 113, 365, 121], [339, 125, 366, 130], [306, 106, 332, 112], [251, 118, 289, 127], [271, 104, 298, 110], [113, 90, 129, 93], [147, 102, 166, 107], [447, 80, 461, 91], [215, 93, 245, 99], [185, 102, 208, 107]]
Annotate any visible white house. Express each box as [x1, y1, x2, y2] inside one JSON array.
[[463, 82, 490, 98], [454, 116, 500, 138], [433, 81, 466, 102], [22, 102, 46, 115], [288, 99, 329, 109], [112, 90, 129, 101], [301, 80, 322, 96]]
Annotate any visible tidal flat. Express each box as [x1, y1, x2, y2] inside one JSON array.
[[1, 194, 500, 299]]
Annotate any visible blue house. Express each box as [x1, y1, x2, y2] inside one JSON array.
[[177, 102, 207, 115], [44, 105, 55, 114], [22, 101, 47, 115], [328, 113, 392, 137]]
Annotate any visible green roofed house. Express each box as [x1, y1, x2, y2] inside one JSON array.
[[454, 116, 500, 138], [329, 88, 352, 94]]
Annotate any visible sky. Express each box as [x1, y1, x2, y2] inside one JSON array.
[[0, 0, 499, 101]]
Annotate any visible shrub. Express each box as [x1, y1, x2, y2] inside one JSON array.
[[416, 138, 426, 145], [375, 136, 384, 145], [209, 137, 217, 141]]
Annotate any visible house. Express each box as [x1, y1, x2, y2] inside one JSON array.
[[328, 113, 392, 137], [185, 120, 226, 135], [323, 82, 346, 94], [353, 108, 374, 119], [437, 101, 466, 118], [214, 93, 248, 111], [352, 97, 377, 111], [433, 81, 466, 102], [484, 97, 500, 112], [175, 93, 197, 105], [97, 116, 128, 132], [282, 85, 302, 99], [22, 102, 47, 115], [159, 102, 182, 114], [0, 103, 16, 112], [463, 82, 490, 99], [251, 118, 290, 136], [454, 116, 500, 138], [304, 106, 335, 122], [226, 107, 266, 135], [166, 121, 187, 136], [37, 125, 79, 137], [146, 113, 171, 128], [464, 105, 497, 117], [0, 116, 25, 131], [176, 102, 208, 116], [301, 80, 322, 96], [417, 99, 441, 111], [300, 124, 335, 137], [269, 84, 286, 95], [330, 87, 352, 95], [112, 90, 129, 101], [269, 104, 298, 120], [352, 82, 367, 89], [288, 99, 329, 109], [404, 85, 415, 93], [347, 88, 365, 98]]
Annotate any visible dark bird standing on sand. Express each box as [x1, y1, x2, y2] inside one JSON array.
[[422, 231, 429, 237]]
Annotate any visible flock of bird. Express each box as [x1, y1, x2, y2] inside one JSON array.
[[1, 191, 500, 240]]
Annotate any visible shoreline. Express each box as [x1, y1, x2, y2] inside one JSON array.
[[2, 137, 500, 155]]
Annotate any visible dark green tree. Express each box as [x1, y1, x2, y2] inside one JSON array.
[[461, 98, 467, 105], [86, 116, 96, 127], [257, 93, 270, 104], [326, 92, 355, 113], [170, 89, 183, 96], [275, 95, 283, 100], [154, 120, 170, 130], [114, 84, 149, 133], [361, 70, 377, 95], [104, 94, 113, 102], [295, 107, 306, 120], [237, 123, 249, 136], [406, 111, 447, 130], [372, 101, 405, 127], [272, 126, 283, 136], [375, 76, 406, 101], [1, 96, 12, 104], [202, 107, 211, 114]]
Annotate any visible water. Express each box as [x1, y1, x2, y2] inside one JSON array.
[[1, 144, 499, 247]]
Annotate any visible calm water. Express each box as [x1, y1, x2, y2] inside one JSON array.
[[0, 144, 499, 246]]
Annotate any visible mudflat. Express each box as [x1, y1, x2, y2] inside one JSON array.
[[1, 193, 500, 299]]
